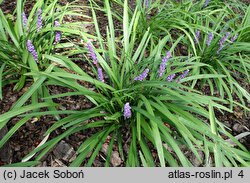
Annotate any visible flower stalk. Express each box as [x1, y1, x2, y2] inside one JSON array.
[[206, 32, 214, 46], [134, 68, 150, 81], [123, 102, 132, 119], [37, 8, 42, 32], [158, 51, 171, 77], [26, 40, 38, 63], [54, 21, 61, 44], [22, 12, 28, 27], [177, 69, 189, 83]]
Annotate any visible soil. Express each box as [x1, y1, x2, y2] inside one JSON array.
[[0, 0, 249, 167]]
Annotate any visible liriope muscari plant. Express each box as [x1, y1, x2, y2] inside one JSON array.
[[165, 1, 250, 111], [112, 0, 250, 110], [109, 0, 246, 47], [189, 24, 250, 111], [12, 0, 250, 167], [0, 0, 92, 167], [0, 0, 88, 93]]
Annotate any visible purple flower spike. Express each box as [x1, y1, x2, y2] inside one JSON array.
[[145, 0, 149, 8], [97, 67, 105, 82], [217, 45, 224, 54], [203, 0, 210, 8], [206, 32, 214, 46], [177, 69, 189, 83], [194, 30, 201, 44], [134, 68, 149, 81], [37, 8, 42, 32], [26, 40, 38, 63], [158, 51, 171, 77], [167, 73, 176, 82], [87, 42, 98, 65], [123, 102, 132, 119], [230, 34, 238, 43], [22, 12, 28, 27], [54, 20, 60, 27], [217, 32, 230, 53], [54, 31, 61, 44], [54, 21, 61, 44], [219, 32, 230, 46]]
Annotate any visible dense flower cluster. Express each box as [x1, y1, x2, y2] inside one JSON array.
[[145, 0, 149, 8], [123, 102, 132, 119], [217, 32, 230, 53], [194, 30, 201, 44], [37, 8, 42, 32], [26, 40, 38, 63], [134, 68, 149, 81], [87, 41, 105, 82], [22, 12, 28, 27], [203, 0, 210, 7], [206, 32, 214, 46], [87, 42, 98, 65], [219, 32, 230, 45], [177, 69, 189, 83], [166, 73, 176, 82], [97, 67, 105, 82], [54, 21, 61, 44], [196, 30, 237, 52], [158, 51, 171, 77], [230, 34, 238, 43]]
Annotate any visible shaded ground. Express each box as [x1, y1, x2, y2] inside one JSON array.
[[241, 0, 250, 5]]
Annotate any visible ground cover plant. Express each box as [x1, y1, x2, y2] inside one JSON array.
[[0, 0, 93, 164], [0, 0, 91, 135], [0, 0, 88, 96], [0, 0, 249, 167], [108, 0, 250, 109]]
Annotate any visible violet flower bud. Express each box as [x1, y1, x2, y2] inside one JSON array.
[[166, 73, 176, 82], [217, 45, 224, 54], [203, 0, 210, 8], [230, 34, 238, 43], [145, 0, 149, 8], [219, 32, 230, 46], [134, 68, 149, 81], [206, 32, 214, 46], [22, 12, 28, 27], [194, 30, 201, 44], [158, 51, 171, 77], [97, 67, 104, 82], [54, 32, 61, 44], [217, 32, 230, 53], [37, 8, 42, 32], [26, 40, 38, 63], [54, 21, 61, 44], [177, 69, 189, 83], [87, 42, 98, 65], [54, 20, 60, 27], [123, 102, 132, 119]]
